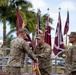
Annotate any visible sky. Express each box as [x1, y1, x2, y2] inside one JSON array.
[[28, 0, 76, 45], [27, 0, 76, 34], [0, 0, 76, 42]]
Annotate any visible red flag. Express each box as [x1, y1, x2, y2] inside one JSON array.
[[44, 14, 51, 46], [53, 11, 64, 56], [64, 11, 69, 35], [16, 8, 25, 35], [34, 9, 43, 46], [25, 34, 34, 50], [16, 8, 33, 50]]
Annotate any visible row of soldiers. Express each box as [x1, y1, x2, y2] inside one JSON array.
[[7, 28, 76, 75]]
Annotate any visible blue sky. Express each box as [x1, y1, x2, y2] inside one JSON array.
[[0, 0, 76, 41]]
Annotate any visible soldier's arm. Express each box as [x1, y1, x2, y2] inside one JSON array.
[[22, 40, 37, 62], [67, 47, 73, 64], [36, 46, 52, 58], [33, 46, 36, 54]]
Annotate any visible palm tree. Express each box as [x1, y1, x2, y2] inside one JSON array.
[[0, 0, 53, 49], [7, 0, 36, 36], [0, 0, 36, 47], [0, 0, 9, 47], [41, 14, 53, 33], [0, 0, 36, 71]]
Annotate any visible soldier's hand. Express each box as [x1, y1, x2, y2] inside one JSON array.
[[36, 54, 42, 57], [34, 57, 38, 63]]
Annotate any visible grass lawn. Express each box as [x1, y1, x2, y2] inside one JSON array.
[[21, 64, 33, 73], [52, 66, 64, 74]]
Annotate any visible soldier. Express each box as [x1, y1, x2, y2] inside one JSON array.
[[65, 32, 76, 75], [34, 34, 52, 75], [7, 28, 37, 75]]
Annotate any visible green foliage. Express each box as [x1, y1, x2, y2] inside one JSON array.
[[0, 0, 8, 7], [0, 50, 3, 55]]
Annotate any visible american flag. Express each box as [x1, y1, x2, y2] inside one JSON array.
[[34, 9, 43, 46], [16, 8, 24, 35]]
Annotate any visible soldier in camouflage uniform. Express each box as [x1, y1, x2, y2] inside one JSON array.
[[65, 32, 76, 75], [34, 34, 52, 75], [7, 28, 37, 75]]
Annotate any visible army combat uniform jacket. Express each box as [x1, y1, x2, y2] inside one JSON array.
[[65, 44, 76, 75], [34, 43, 52, 69], [7, 36, 36, 67]]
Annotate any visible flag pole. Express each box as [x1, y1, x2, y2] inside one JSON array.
[[37, 9, 41, 35], [64, 34, 67, 61], [33, 9, 41, 75], [65, 9, 69, 58], [54, 7, 61, 74], [47, 8, 50, 14], [66, 33, 68, 48], [65, 9, 69, 48], [58, 7, 61, 47]]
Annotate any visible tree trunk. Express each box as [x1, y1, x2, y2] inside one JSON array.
[[3, 17, 6, 47], [2, 17, 7, 72]]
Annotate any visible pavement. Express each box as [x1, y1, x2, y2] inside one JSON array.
[[52, 74, 65, 75], [22, 73, 65, 75], [0, 72, 65, 75], [0, 72, 8, 75]]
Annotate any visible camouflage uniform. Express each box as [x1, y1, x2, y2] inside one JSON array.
[[65, 48, 72, 75], [34, 43, 52, 75], [7, 28, 36, 75], [65, 32, 76, 75]]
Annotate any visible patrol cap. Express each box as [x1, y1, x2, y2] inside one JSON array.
[[36, 34, 44, 39], [19, 28, 29, 34], [68, 32, 76, 38]]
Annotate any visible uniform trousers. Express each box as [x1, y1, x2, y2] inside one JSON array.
[[36, 66, 52, 75], [71, 71, 76, 75], [66, 71, 76, 75], [8, 67, 21, 75]]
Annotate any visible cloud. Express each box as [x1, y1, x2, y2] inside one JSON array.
[[28, 0, 58, 21], [58, 1, 76, 10], [29, 0, 47, 12]]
